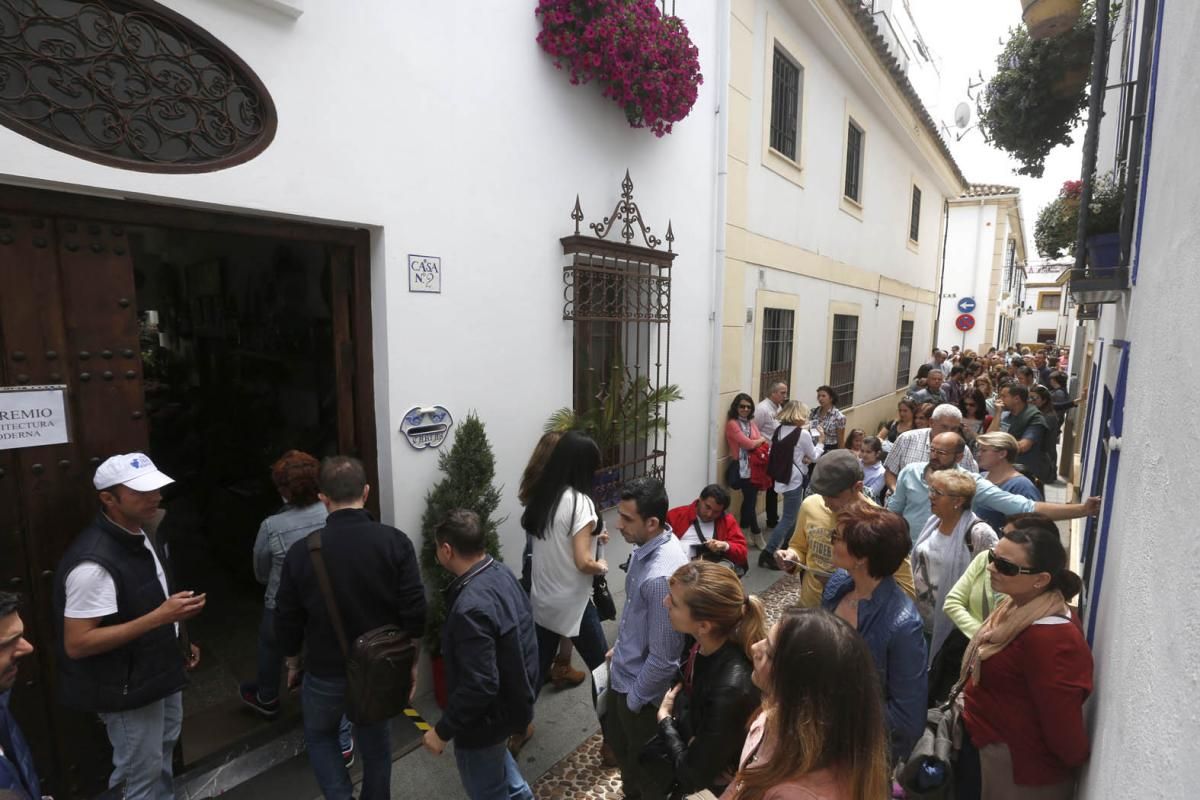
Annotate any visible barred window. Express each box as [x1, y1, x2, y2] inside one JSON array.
[[769, 46, 803, 161], [760, 308, 794, 398], [830, 314, 859, 407], [909, 186, 922, 242], [844, 121, 865, 203], [896, 320, 914, 389]]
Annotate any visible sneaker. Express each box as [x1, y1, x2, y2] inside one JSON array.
[[342, 738, 355, 769], [751, 532, 768, 550], [549, 656, 587, 689], [758, 551, 780, 571], [239, 684, 280, 719]]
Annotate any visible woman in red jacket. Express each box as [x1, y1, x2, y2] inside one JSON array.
[[724, 393, 767, 541], [958, 514, 1093, 800]]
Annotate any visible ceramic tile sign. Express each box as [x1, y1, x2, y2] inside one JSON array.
[[400, 405, 453, 449], [408, 254, 442, 293], [0, 385, 69, 450]]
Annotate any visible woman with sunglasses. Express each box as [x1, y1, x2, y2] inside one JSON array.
[[821, 505, 926, 765], [957, 514, 1093, 800], [911, 470, 998, 705], [960, 388, 989, 440], [725, 393, 768, 542], [721, 608, 891, 800]]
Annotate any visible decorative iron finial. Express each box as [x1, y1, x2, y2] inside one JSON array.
[[587, 170, 664, 249], [665, 221, 674, 253], [571, 195, 584, 236]]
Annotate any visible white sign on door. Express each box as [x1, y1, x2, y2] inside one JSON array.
[[0, 386, 70, 450]]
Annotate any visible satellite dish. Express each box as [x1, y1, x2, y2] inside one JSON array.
[[954, 102, 972, 129]]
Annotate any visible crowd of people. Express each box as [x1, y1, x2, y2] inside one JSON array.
[[0, 345, 1098, 800]]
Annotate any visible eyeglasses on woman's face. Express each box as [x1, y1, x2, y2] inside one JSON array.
[[988, 548, 1038, 576], [738, 404, 753, 411]]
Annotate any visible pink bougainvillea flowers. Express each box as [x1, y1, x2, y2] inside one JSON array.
[[535, 0, 703, 137]]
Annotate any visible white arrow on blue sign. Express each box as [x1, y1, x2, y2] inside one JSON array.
[[957, 296, 976, 313]]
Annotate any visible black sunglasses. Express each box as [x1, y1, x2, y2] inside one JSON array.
[[738, 404, 753, 410], [988, 549, 1038, 576]]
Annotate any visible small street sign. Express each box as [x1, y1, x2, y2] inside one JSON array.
[[957, 296, 976, 313], [956, 313, 976, 332]]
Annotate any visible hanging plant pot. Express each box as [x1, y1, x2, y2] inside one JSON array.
[[1085, 233, 1121, 272], [1052, 65, 1090, 97], [1022, 0, 1083, 39]]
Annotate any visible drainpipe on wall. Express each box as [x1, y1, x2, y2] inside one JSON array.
[[933, 198, 949, 346], [707, 0, 731, 480]]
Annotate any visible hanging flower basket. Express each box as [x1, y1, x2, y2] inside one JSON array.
[[535, 0, 703, 137], [1021, 0, 1083, 39]]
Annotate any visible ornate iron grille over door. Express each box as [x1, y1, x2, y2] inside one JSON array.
[[561, 171, 676, 508], [0, 0, 277, 172]]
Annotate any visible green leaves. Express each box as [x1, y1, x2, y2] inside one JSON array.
[[418, 412, 506, 656]]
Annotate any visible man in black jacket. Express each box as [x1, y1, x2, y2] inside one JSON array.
[[422, 510, 539, 800], [276, 456, 426, 800], [54, 453, 205, 800]]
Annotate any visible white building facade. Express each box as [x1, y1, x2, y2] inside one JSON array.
[[1063, 0, 1200, 795], [0, 1, 723, 793], [937, 185, 1028, 353], [718, 0, 965, 454], [1017, 264, 1070, 346]]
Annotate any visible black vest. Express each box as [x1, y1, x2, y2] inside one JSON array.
[[53, 514, 187, 713]]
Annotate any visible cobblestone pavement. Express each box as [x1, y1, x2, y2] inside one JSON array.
[[531, 572, 804, 799]]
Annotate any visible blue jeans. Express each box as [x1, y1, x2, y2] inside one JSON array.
[[256, 605, 284, 702], [453, 740, 534, 800], [98, 691, 182, 800], [765, 485, 805, 553], [535, 601, 608, 692], [301, 674, 389, 800]]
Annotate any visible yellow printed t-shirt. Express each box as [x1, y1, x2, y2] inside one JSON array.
[[786, 494, 915, 607]]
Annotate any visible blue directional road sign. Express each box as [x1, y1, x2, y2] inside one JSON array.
[[957, 296, 976, 314]]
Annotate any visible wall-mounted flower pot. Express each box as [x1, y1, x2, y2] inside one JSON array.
[[1022, 0, 1083, 39], [1085, 233, 1121, 272]]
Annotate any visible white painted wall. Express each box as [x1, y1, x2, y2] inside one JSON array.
[[1017, 280, 1064, 344], [0, 1, 722, 574], [1074, 1, 1200, 796], [938, 200, 1001, 351], [728, 0, 956, 410], [740, 0, 957, 291]]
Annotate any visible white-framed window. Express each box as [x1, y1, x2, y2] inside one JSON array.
[[769, 45, 803, 162], [844, 120, 865, 203], [830, 313, 859, 406], [896, 319, 914, 389], [909, 185, 922, 243]]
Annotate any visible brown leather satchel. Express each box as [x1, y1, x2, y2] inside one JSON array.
[[307, 530, 417, 726]]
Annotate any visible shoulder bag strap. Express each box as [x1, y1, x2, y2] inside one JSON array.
[[307, 530, 352, 658], [691, 516, 708, 544]]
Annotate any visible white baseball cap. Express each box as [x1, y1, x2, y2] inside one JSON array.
[[93, 452, 174, 492]]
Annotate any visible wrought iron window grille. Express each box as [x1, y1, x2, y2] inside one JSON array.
[[561, 171, 676, 508], [0, 0, 277, 172]]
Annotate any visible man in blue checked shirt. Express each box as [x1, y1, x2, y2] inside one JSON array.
[[605, 477, 688, 800]]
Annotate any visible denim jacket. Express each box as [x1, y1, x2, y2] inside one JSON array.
[[822, 570, 927, 762], [252, 501, 328, 608]]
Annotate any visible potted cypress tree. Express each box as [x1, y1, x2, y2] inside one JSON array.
[[418, 412, 505, 707]]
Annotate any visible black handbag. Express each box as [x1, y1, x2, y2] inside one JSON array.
[[307, 530, 417, 726], [593, 574, 617, 621]]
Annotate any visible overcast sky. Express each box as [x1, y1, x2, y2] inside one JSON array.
[[907, 0, 1086, 264]]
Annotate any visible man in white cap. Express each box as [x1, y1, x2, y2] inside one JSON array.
[[52, 453, 206, 800]]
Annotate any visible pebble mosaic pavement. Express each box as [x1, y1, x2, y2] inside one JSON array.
[[530, 572, 804, 799]]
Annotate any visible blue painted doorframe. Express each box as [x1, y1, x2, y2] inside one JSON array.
[[1083, 340, 1130, 647]]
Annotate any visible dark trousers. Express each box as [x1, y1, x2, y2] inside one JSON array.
[[737, 483, 760, 535], [765, 487, 779, 528], [604, 690, 673, 800]]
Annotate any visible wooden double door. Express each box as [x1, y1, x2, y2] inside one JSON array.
[[0, 187, 376, 798]]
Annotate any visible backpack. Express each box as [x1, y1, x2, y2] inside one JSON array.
[[767, 426, 804, 484]]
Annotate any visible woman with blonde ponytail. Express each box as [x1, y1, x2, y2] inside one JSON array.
[[648, 561, 765, 798]]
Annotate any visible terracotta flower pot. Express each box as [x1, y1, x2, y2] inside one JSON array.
[[1022, 0, 1083, 39]]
